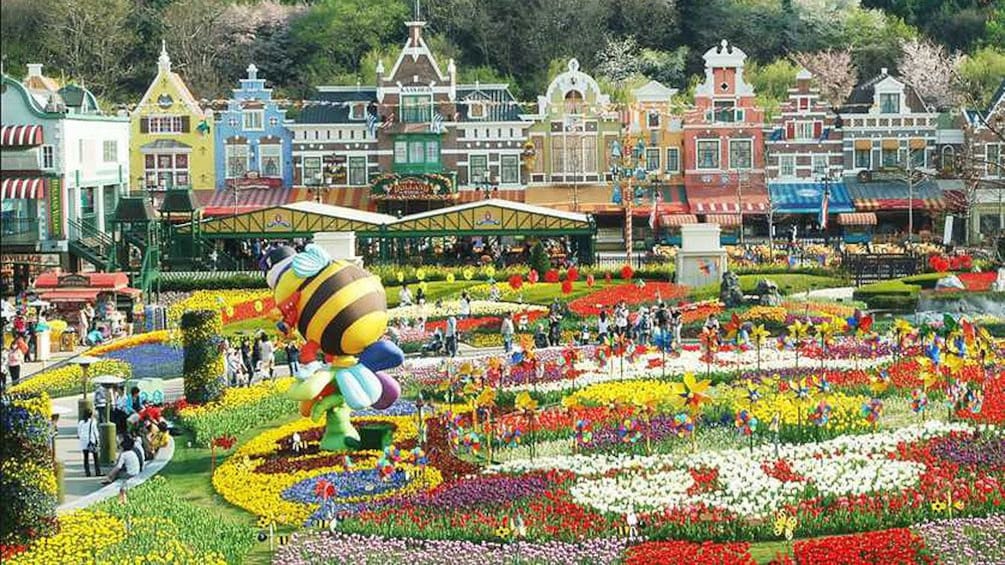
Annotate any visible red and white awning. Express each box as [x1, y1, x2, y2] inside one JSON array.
[[1, 125, 43, 146], [1, 178, 45, 199]]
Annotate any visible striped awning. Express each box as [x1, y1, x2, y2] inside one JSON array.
[[661, 214, 698, 227], [1, 178, 45, 199], [1, 125, 43, 146], [288, 187, 376, 211], [838, 213, 877, 226], [853, 198, 945, 211], [845, 177, 944, 211], [199, 188, 296, 216], [687, 185, 770, 214], [704, 214, 742, 227]]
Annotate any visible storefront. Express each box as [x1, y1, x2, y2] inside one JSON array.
[[32, 272, 142, 339], [369, 172, 459, 217], [0, 253, 61, 297]]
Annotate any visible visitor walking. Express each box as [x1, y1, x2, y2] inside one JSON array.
[[501, 313, 515, 353], [399, 285, 413, 306], [77, 409, 101, 477], [6, 342, 23, 386], [252, 336, 262, 379], [240, 339, 253, 378], [445, 315, 458, 357], [459, 292, 472, 319], [597, 311, 609, 344], [94, 384, 108, 424], [260, 334, 275, 379], [285, 341, 300, 376]]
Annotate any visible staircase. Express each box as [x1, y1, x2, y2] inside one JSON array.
[[67, 218, 115, 271]]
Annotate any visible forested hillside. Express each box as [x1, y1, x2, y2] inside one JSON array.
[[1, 0, 1002, 109]]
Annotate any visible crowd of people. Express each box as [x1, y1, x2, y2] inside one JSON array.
[[77, 384, 170, 490], [223, 332, 299, 385]]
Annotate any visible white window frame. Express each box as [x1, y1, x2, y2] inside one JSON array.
[[102, 140, 117, 163], [500, 154, 520, 184], [696, 139, 720, 170], [468, 101, 486, 120], [812, 155, 829, 176], [468, 154, 489, 184], [349, 103, 366, 121], [986, 143, 1002, 178], [148, 115, 183, 134], [143, 152, 190, 189], [225, 144, 249, 178], [795, 122, 814, 141], [243, 110, 264, 131], [646, 111, 661, 129], [645, 147, 661, 172], [41, 145, 55, 169], [394, 141, 408, 164], [879, 93, 900, 114], [854, 148, 871, 170], [303, 156, 323, 185], [260, 144, 282, 178], [779, 154, 796, 178], [348, 156, 367, 185], [728, 138, 753, 170], [666, 147, 680, 173]]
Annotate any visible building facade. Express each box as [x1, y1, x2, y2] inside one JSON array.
[[215, 64, 293, 190], [1, 64, 130, 292], [682, 40, 769, 231], [130, 42, 215, 204], [840, 68, 943, 234], [963, 79, 1005, 239], [765, 68, 854, 232]]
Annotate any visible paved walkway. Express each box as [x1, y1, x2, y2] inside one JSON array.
[[791, 286, 857, 301]]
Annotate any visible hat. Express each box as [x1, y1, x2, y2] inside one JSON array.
[[263, 245, 297, 271]]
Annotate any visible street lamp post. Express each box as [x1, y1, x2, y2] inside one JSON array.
[[610, 134, 648, 266]]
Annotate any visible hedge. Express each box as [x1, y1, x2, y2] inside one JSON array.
[[159, 272, 267, 291], [180, 310, 225, 404]]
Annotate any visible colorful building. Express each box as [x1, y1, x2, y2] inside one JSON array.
[[765, 68, 854, 235], [130, 42, 215, 206], [1, 64, 130, 293], [682, 40, 769, 238], [840, 68, 944, 235], [214, 64, 293, 191], [962, 79, 1005, 239]]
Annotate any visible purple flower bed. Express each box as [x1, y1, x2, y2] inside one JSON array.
[[916, 514, 1005, 565], [273, 532, 627, 565], [391, 347, 598, 389], [930, 433, 1005, 468], [283, 469, 411, 525], [374, 472, 553, 511], [581, 414, 681, 451], [103, 343, 183, 379], [353, 399, 418, 417]]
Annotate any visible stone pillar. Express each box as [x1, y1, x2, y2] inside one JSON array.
[[675, 224, 728, 288], [313, 232, 362, 266]]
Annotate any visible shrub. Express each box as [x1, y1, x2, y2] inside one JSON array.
[[0, 394, 57, 545], [180, 310, 225, 405], [529, 241, 551, 276], [159, 272, 267, 291]]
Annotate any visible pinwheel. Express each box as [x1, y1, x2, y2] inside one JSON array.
[[750, 325, 771, 371], [870, 370, 892, 396], [617, 418, 642, 444], [965, 388, 983, 415], [375, 456, 396, 480], [724, 313, 742, 342], [672, 372, 713, 411], [809, 400, 831, 427], [746, 384, 762, 405], [813, 321, 837, 368], [925, 339, 943, 368], [788, 320, 810, 369], [773, 511, 798, 541], [574, 419, 593, 448], [462, 431, 482, 454], [788, 378, 811, 401], [734, 410, 758, 436], [861, 398, 883, 428], [499, 427, 522, 448], [910, 388, 928, 416], [699, 327, 719, 374], [515, 391, 539, 459], [813, 375, 832, 395], [845, 309, 874, 334], [314, 478, 335, 502], [673, 413, 695, 438], [382, 445, 402, 464], [931, 491, 965, 519]]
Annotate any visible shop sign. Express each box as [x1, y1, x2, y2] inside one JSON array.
[[0, 254, 60, 266], [58, 273, 90, 287], [49, 177, 63, 238]]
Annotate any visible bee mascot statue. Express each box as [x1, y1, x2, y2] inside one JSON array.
[[265, 244, 404, 451]]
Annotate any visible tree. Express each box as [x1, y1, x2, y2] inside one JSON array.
[[0, 0, 50, 77], [161, 0, 234, 98], [639, 47, 689, 87], [529, 241, 551, 276], [746, 58, 801, 120], [595, 35, 642, 89], [957, 47, 1005, 108], [793, 49, 857, 109], [44, 0, 137, 100], [898, 38, 964, 110]]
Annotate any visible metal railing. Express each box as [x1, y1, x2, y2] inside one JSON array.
[[67, 217, 115, 270]]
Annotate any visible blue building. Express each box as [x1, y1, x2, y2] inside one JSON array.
[[215, 64, 293, 190]]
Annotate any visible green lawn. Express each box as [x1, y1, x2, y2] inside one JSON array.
[[160, 414, 300, 565], [386, 280, 482, 307], [507, 280, 618, 305], [690, 274, 850, 301]]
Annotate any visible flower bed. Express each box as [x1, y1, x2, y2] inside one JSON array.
[[88, 330, 173, 355], [917, 514, 1005, 565], [167, 289, 271, 325], [176, 378, 296, 447], [567, 282, 688, 317], [625, 540, 755, 565], [791, 528, 932, 564], [389, 300, 547, 321], [9, 359, 131, 399], [102, 343, 183, 380]]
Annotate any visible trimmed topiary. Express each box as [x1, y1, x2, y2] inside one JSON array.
[[180, 309, 226, 404]]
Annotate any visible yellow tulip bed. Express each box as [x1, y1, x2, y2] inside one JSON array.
[[8, 359, 131, 398], [88, 329, 174, 356], [566, 379, 678, 408], [167, 289, 270, 324], [213, 415, 441, 525], [721, 381, 872, 437], [7, 512, 124, 565], [740, 306, 787, 324]]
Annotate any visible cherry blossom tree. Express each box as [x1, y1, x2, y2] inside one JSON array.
[[792, 50, 857, 110], [898, 38, 964, 111]]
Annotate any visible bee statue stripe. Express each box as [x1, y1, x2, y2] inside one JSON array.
[[296, 263, 364, 336], [324, 292, 388, 355], [305, 278, 385, 355]]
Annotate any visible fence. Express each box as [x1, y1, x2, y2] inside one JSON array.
[[844, 253, 923, 286]]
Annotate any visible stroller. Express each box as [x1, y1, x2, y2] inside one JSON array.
[[421, 331, 445, 357]]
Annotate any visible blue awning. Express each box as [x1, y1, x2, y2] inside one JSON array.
[[768, 182, 855, 214]]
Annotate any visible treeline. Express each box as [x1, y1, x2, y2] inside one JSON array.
[[1, 0, 1002, 108]]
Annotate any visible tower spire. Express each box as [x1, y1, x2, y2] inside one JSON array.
[[414, 0, 421, 20], [158, 40, 171, 73]]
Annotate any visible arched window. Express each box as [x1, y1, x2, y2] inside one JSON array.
[[564, 90, 584, 115], [940, 145, 955, 171]]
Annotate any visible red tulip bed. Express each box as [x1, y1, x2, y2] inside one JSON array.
[[567, 282, 689, 316]]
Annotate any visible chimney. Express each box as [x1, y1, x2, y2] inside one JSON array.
[[447, 59, 457, 101], [27, 64, 43, 78], [881, 67, 888, 76], [795, 68, 813, 94]]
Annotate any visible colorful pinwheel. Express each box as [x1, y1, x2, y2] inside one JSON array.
[[574, 419, 593, 446], [910, 388, 928, 415], [809, 400, 832, 427], [617, 418, 642, 443], [673, 413, 695, 437], [861, 398, 883, 426], [734, 410, 758, 436], [671, 372, 713, 411]]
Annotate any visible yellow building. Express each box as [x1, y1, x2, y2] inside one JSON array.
[[130, 41, 215, 199]]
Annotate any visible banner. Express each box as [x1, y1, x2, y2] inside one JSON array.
[[943, 215, 953, 246]]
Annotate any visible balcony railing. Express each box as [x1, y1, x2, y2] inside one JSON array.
[[1, 217, 42, 245]]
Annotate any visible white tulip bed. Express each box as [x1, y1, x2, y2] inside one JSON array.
[[489, 421, 970, 517]]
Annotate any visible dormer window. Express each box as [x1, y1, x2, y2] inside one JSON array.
[[469, 101, 486, 119], [879, 93, 900, 114], [349, 103, 366, 120], [243, 109, 264, 131], [564, 91, 584, 115]]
